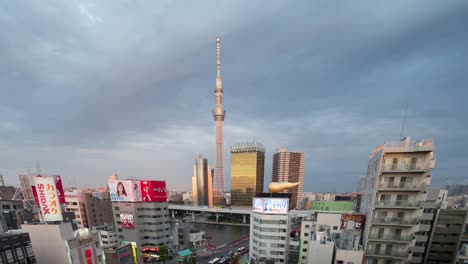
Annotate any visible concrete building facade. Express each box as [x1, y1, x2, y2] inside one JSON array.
[[111, 201, 171, 261], [65, 188, 114, 229], [0, 231, 36, 264], [231, 142, 265, 207], [361, 137, 436, 264], [272, 148, 306, 209], [23, 222, 104, 264]]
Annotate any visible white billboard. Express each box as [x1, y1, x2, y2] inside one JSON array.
[[33, 175, 63, 222], [252, 198, 289, 214], [108, 180, 141, 202]]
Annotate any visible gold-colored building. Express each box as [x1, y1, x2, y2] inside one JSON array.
[[230, 142, 265, 206]]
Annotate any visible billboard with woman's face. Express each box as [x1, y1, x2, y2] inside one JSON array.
[[108, 180, 141, 202]]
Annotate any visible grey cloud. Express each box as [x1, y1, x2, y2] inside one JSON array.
[[1, 1, 467, 191]]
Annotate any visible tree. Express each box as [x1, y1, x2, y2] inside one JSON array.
[[230, 252, 240, 264], [159, 245, 170, 264], [183, 255, 197, 264]]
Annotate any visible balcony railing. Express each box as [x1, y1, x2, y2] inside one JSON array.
[[368, 233, 414, 242], [382, 164, 430, 172], [375, 200, 421, 208], [371, 217, 418, 226], [378, 182, 425, 191], [365, 249, 409, 258]]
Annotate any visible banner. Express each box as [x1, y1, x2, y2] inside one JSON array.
[[32, 175, 65, 205], [120, 213, 135, 228], [140, 180, 167, 202], [33, 176, 63, 222], [341, 214, 365, 229], [252, 198, 289, 214], [108, 180, 167, 202], [109, 180, 142, 202]]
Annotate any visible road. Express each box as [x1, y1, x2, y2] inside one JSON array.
[[198, 240, 249, 263]]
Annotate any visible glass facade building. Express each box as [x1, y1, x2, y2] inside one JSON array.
[[230, 142, 265, 206]]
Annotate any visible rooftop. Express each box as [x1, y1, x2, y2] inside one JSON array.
[[373, 137, 435, 154], [231, 141, 265, 153]]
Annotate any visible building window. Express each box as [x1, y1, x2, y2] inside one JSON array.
[[304, 232, 309, 236], [333, 226, 338, 230], [303, 241, 308, 244]]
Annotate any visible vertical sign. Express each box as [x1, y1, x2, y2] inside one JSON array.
[[34, 176, 63, 222]]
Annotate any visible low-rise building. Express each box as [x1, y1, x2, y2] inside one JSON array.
[[22, 222, 104, 264], [0, 231, 36, 264], [104, 243, 134, 264]]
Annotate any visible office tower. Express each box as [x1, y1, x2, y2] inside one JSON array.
[[361, 137, 436, 264], [250, 193, 291, 263], [191, 154, 213, 207], [108, 176, 170, 262], [272, 147, 306, 209], [212, 36, 226, 203], [230, 142, 265, 206], [23, 222, 104, 264]]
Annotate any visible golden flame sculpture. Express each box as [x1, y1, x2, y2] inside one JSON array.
[[268, 182, 300, 193]]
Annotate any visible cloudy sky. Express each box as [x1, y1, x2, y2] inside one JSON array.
[[1, 1, 467, 192]]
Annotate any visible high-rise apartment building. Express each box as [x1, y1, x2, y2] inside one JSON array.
[[230, 142, 265, 206], [425, 209, 468, 264], [361, 137, 436, 264], [272, 147, 305, 209], [212, 36, 226, 204], [192, 154, 213, 207]]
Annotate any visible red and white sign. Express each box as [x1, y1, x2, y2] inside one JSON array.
[[33, 175, 63, 222], [140, 180, 167, 202], [341, 214, 365, 229], [120, 214, 135, 228], [32, 175, 65, 205]]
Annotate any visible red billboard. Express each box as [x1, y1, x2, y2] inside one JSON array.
[[140, 181, 167, 202], [341, 214, 365, 229]]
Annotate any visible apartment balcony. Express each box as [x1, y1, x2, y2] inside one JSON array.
[[431, 235, 458, 243], [368, 233, 414, 243], [381, 164, 430, 173], [418, 224, 431, 232], [419, 212, 434, 221], [374, 200, 421, 209], [436, 226, 464, 233], [378, 182, 426, 192], [414, 235, 428, 243], [409, 256, 423, 263], [365, 249, 409, 259], [411, 246, 425, 253], [371, 217, 418, 227]]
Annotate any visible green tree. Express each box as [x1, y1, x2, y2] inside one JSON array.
[[159, 245, 170, 263], [230, 252, 240, 264], [183, 255, 197, 264]]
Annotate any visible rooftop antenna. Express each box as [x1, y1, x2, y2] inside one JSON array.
[[36, 160, 42, 175], [400, 104, 409, 140]]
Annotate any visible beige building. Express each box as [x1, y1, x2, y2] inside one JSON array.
[[361, 137, 436, 264], [65, 188, 114, 229], [272, 148, 306, 209]]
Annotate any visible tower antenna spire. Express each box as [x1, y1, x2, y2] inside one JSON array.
[[216, 36, 221, 77]]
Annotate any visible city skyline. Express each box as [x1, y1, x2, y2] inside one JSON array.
[[1, 1, 468, 192]]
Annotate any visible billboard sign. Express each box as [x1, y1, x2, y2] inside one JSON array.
[[33, 175, 63, 222], [120, 213, 135, 228], [140, 180, 167, 202], [341, 214, 365, 229], [252, 198, 289, 214], [109, 180, 142, 202], [84, 246, 93, 264], [31, 175, 65, 205]]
